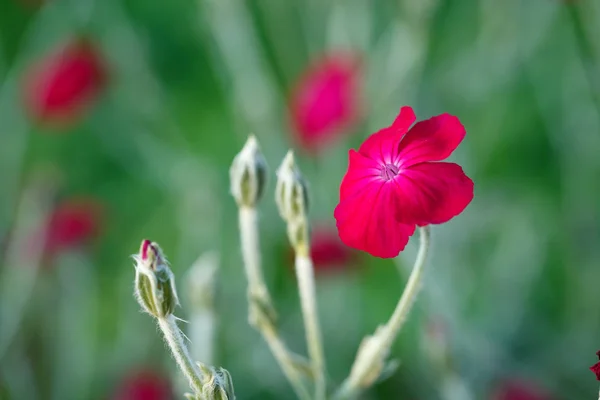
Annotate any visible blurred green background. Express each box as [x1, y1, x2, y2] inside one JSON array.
[[0, 0, 599, 399]]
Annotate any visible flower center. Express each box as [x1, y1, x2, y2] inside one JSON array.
[[380, 164, 400, 181]]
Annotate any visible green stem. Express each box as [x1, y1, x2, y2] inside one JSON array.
[[157, 315, 205, 395], [334, 226, 431, 400], [295, 246, 327, 400], [238, 206, 311, 400]]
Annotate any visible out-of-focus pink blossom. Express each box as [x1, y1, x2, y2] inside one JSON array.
[[42, 198, 104, 255], [289, 52, 361, 153], [590, 350, 600, 380], [287, 225, 356, 276], [22, 38, 107, 129], [308, 226, 355, 274], [112, 369, 173, 400], [491, 379, 554, 400]]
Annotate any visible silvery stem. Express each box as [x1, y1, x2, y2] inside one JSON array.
[[295, 246, 326, 400], [334, 226, 431, 399], [157, 315, 205, 395]]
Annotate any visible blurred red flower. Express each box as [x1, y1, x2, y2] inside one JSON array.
[[309, 226, 355, 274], [289, 52, 361, 153], [334, 106, 473, 258], [43, 198, 103, 255], [287, 225, 355, 275], [590, 350, 600, 380], [22, 38, 107, 128], [491, 379, 553, 400], [112, 369, 173, 400]]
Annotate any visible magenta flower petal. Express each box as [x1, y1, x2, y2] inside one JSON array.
[[335, 181, 414, 258], [396, 113, 466, 167], [395, 162, 473, 226], [339, 150, 381, 198], [359, 106, 416, 162]]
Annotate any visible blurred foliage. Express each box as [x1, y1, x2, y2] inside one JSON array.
[[0, 0, 599, 399]]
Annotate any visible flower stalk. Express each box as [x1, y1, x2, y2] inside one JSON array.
[[133, 240, 235, 400], [333, 226, 431, 400], [230, 137, 312, 400], [276, 151, 326, 400]]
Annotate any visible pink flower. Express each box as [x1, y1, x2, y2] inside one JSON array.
[[491, 379, 553, 400], [112, 369, 173, 400], [43, 198, 103, 255], [22, 38, 107, 128], [334, 106, 474, 258], [289, 52, 361, 152]]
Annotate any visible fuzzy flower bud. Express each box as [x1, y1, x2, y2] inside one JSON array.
[[275, 151, 310, 251], [229, 135, 267, 207], [134, 240, 179, 318], [201, 367, 236, 400], [275, 151, 309, 222]]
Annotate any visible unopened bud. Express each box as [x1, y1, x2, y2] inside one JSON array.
[[275, 151, 309, 222], [229, 135, 267, 207], [199, 365, 236, 400], [134, 239, 179, 318]]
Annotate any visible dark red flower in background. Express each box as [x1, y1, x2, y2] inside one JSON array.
[[287, 225, 355, 276], [491, 379, 553, 400], [590, 350, 600, 380], [112, 369, 173, 400], [22, 38, 107, 128], [334, 106, 473, 258], [289, 52, 361, 152], [308, 226, 354, 274], [43, 198, 103, 255]]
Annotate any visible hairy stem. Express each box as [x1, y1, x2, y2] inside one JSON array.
[[295, 246, 326, 400], [334, 226, 431, 399], [239, 207, 270, 301], [238, 206, 311, 400], [157, 315, 204, 395], [261, 321, 312, 400]]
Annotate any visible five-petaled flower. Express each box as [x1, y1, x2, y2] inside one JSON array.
[[334, 106, 474, 258], [289, 52, 361, 153], [590, 350, 600, 380], [22, 37, 107, 129]]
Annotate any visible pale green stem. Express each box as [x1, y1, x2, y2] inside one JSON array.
[[295, 246, 326, 400], [260, 322, 312, 400], [238, 206, 311, 400], [334, 226, 431, 400], [157, 315, 205, 395], [238, 207, 269, 300]]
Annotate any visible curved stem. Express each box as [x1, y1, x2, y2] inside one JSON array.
[[334, 226, 431, 400], [295, 246, 326, 400], [261, 322, 312, 400], [157, 315, 205, 395], [238, 206, 311, 400]]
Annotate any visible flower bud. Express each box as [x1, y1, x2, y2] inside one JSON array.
[[275, 151, 309, 222], [229, 135, 267, 207], [134, 239, 179, 318], [200, 366, 236, 400]]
